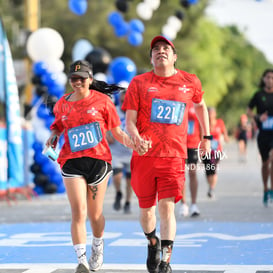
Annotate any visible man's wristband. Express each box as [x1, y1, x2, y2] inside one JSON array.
[[203, 135, 213, 140]]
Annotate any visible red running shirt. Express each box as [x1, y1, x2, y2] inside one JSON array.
[[122, 70, 204, 158], [50, 90, 121, 168], [187, 102, 201, 149]]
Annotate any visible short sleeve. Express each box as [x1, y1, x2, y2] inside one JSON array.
[[121, 79, 139, 111], [191, 75, 204, 104], [104, 96, 121, 130], [248, 92, 258, 109]]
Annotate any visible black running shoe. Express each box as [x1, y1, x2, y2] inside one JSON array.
[[146, 236, 161, 273], [158, 261, 172, 273], [124, 201, 131, 214], [113, 191, 122, 211]]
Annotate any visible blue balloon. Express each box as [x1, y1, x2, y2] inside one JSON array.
[[33, 186, 44, 195], [108, 11, 124, 27], [45, 114, 55, 129], [50, 173, 63, 186], [32, 141, 43, 153], [127, 31, 143, 47], [41, 72, 56, 88], [41, 161, 56, 174], [114, 21, 130, 38], [188, 0, 199, 4], [34, 152, 48, 165], [69, 0, 88, 16], [109, 57, 137, 83], [48, 83, 65, 98], [33, 61, 48, 76], [57, 184, 66, 193], [37, 104, 49, 119], [129, 19, 145, 33], [72, 39, 93, 61]]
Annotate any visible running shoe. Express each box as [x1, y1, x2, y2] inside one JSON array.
[[178, 203, 189, 217], [124, 201, 131, 214], [207, 188, 215, 199], [113, 191, 122, 211], [89, 240, 104, 272], [190, 204, 200, 217], [158, 261, 172, 273], [146, 236, 161, 273], [269, 190, 273, 202], [263, 191, 269, 207], [75, 263, 89, 273]]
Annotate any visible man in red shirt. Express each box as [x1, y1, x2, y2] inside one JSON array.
[[122, 36, 211, 273]]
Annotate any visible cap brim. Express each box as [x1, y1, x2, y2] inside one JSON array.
[[68, 71, 90, 78], [151, 35, 175, 50]]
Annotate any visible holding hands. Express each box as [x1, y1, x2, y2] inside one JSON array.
[[133, 136, 152, 156]]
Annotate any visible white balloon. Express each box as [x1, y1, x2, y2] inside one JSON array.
[[26, 28, 64, 61], [136, 2, 153, 20], [118, 80, 129, 88], [46, 59, 65, 74], [94, 72, 107, 81], [162, 24, 177, 40], [54, 72, 67, 86], [144, 0, 160, 10], [167, 16, 182, 32], [72, 39, 93, 61]]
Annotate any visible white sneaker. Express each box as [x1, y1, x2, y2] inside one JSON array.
[[207, 188, 215, 199], [179, 203, 189, 217], [75, 263, 89, 273], [190, 204, 200, 217], [89, 240, 104, 272]]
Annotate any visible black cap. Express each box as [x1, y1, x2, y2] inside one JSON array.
[[68, 60, 93, 78]]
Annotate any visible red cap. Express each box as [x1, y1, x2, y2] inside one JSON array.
[[150, 35, 175, 49]]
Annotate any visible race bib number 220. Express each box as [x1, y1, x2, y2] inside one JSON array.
[[68, 122, 102, 152]]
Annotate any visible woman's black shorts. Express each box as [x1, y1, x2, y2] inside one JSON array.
[[61, 157, 112, 186]]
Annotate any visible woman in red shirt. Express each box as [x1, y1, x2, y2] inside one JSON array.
[[45, 60, 149, 273]]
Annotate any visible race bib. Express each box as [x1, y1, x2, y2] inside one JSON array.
[[150, 98, 186, 125], [68, 122, 102, 152], [188, 121, 194, 135], [211, 139, 219, 151], [262, 116, 273, 130]]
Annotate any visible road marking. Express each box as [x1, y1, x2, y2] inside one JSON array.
[[1, 264, 273, 271]]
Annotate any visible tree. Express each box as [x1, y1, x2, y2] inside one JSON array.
[[1, 0, 271, 130]]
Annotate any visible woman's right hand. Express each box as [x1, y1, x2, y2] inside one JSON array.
[[46, 134, 59, 149]]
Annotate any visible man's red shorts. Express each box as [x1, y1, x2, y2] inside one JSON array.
[[130, 156, 185, 208]]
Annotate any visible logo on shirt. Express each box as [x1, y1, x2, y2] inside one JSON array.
[[148, 87, 158, 92], [179, 85, 190, 93], [61, 115, 67, 121], [87, 107, 98, 116]]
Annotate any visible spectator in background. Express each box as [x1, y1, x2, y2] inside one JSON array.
[[203, 107, 229, 199], [179, 102, 201, 217], [234, 113, 252, 162], [247, 68, 273, 207], [107, 91, 133, 214]]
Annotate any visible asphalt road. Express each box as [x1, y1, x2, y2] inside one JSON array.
[[1, 139, 272, 223], [0, 139, 273, 273]]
